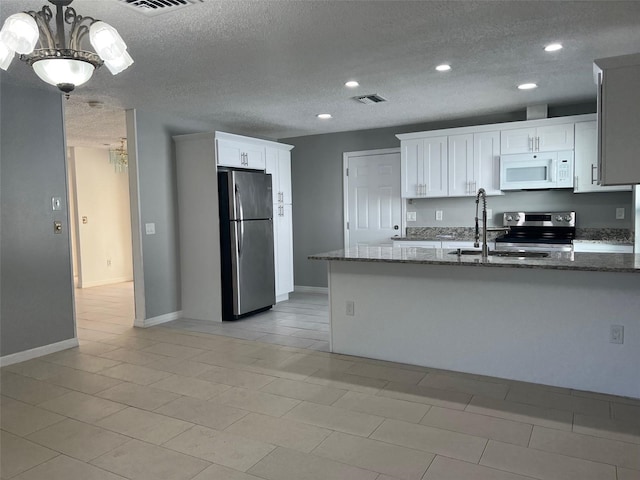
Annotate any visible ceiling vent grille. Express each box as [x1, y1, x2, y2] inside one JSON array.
[[116, 0, 204, 16], [355, 94, 387, 105]]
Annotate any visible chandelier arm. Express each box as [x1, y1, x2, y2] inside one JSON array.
[[27, 7, 56, 50], [66, 9, 97, 51]]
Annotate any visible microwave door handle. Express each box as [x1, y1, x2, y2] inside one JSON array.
[[548, 162, 554, 183]]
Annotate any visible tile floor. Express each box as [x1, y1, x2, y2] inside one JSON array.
[[1, 282, 639, 480]]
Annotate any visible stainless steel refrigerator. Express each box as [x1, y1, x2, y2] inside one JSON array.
[[218, 170, 275, 320]]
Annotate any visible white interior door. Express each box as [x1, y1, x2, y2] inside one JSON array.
[[344, 149, 402, 248]]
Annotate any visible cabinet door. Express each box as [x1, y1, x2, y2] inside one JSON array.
[[278, 149, 292, 204], [216, 139, 244, 168], [448, 134, 474, 197], [474, 131, 502, 196], [500, 128, 535, 154], [217, 138, 265, 169], [274, 204, 294, 296], [423, 136, 448, 197], [244, 144, 266, 170], [265, 147, 280, 203], [597, 60, 640, 185], [400, 139, 423, 197], [536, 123, 574, 152], [574, 121, 631, 193]]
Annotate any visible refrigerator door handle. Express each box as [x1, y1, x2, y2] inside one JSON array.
[[237, 220, 244, 256], [234, 184, 245, 255], [235, 184, 244, 222]]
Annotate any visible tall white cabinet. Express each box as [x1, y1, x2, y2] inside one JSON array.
[[266, 146, 294, 301], [174, 131, 294, 322]]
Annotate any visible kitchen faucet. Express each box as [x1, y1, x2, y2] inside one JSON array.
[[474, 188, 489, 258], [474, 188, 509, 259]]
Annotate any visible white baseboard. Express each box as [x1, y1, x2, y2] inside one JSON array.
[[0, 338, 79, 367], [275, 293, 290, 303], [79, 276, 134, 288], [294, 285, 329, 295], [134, 310, 182, 328]]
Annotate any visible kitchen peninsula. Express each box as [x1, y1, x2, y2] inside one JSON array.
[[310, 247, 640, 399]]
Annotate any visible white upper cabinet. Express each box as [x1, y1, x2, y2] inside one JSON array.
[[473, 131, 502, 196], [448, 132, 502, 197], [594, 53, 640, 185], [266, 147, 292, 204], [448, 134, 474, 197], [401, 139, 423, 198], [423, 137, 448, 197], [216, 134, 266, 170], [500, 123, 574, 154], [401, 136, 447, 198], [574, 121, 631, 193]]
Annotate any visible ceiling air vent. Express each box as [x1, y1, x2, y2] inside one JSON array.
[[116, 0, 204, 16], [355, 94, 387, 105]]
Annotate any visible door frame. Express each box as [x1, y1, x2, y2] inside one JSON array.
[[343, 148, 405, 250]]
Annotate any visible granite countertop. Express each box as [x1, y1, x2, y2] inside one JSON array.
[[309, 246, 640, 273]]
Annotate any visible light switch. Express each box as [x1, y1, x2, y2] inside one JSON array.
[[406, 211, 417, 222], [145, 223, 156, 235]]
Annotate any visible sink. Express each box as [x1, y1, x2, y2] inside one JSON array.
[[448, 249, 483, 256], [490, 251, 549, 258], [448, 249, 549, 258]]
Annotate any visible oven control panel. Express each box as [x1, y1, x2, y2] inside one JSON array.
[[502, 211, 576, 227]]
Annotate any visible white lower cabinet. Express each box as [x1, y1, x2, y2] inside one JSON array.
[[392, 240, 440, 248], [573, 242, 633, 253], [273, 204, 294, 300]]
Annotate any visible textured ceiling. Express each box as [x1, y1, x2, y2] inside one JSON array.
[[2, 0, 640, 149]]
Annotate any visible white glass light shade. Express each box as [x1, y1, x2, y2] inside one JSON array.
[[0, 41, 14, 70], [103, 50, 133, 75], [90, 21, 127, 61], [0, 13, 39, 55], [32, 58, 95, 88]]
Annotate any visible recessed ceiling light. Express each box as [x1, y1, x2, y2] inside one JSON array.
[[345, 80, 359, 88], [435, 64, 451, 72], [518, 83, 538, 90], [544, 43, 563, 52], [317, 113, 332, 119]]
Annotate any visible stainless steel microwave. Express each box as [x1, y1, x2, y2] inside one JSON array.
[[500, 151, 574, 190]]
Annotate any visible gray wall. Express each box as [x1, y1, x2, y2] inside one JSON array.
[[1, 82, 75, 356], [281, 103, 607, 288], [131, 110, 220, 319]]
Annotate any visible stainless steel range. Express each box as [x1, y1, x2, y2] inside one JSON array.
[[495, 211, 576, 253]]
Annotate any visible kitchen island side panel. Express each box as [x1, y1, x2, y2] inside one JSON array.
[[328, 260, 640, 398]]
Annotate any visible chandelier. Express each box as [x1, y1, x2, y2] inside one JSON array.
[[0, 0, 133, 93], [109, 138, 128, 173]]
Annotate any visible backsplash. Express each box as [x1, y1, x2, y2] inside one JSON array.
[[405, 189, 633, 229], [575, 228, 634, 243], [403, 227, 503, 241], [403, 226, 634, 243]]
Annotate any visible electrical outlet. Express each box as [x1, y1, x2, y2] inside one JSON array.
[[406, 211, 417, 222], [435, 210, 443, 221], [486, 209, 493, 220], [610, 325, 624, 344], [345, 300, 355, 316], [616, 208, 625, 220]]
